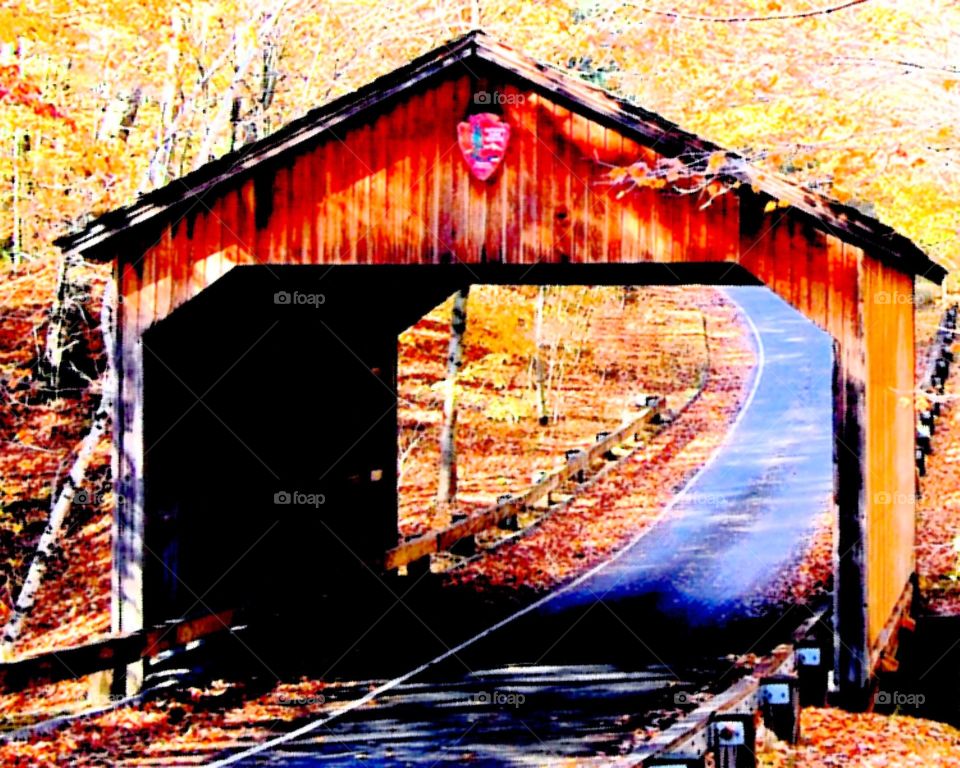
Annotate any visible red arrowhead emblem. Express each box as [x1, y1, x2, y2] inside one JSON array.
[[457, 113, 510, 181]]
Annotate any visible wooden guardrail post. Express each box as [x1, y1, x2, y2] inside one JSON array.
[[565, 448, 587, 484], [530, 470, 551, 507], [449, 513, 476, 557], [595, 431, 615, 461], [497, 494, 520, 531], [795, 641, 829, 707], [917, 422, 932, 455], [708, 712, 756, 768], [759, 675, 800, 744]]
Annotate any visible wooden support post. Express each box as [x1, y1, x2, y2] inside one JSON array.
[[565, 448, 586, 484], [449, 513, 476, 558], [833, 334, 869, 704], [496, 494, 519, 531], [532, 470, 552, 507], [595, 431, 616, 461], [112, 280, 145, 696]]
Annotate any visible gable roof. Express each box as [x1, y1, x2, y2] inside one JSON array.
[[57, 30, 946, 283]]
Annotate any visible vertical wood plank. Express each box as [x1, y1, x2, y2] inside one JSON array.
[[538, 97, 556, 262], [833, 243, 869, 702], [288, 152, 304, 265], [152, 226, 174, 323], [355, 122, 371, 264], [569, 111, 590, 264]]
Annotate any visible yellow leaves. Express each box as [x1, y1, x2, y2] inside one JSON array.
[[707, 151, 726, 173], [607, 166, 628, 185], [483, 396, 534, 423], [763, 199, 790, 214]]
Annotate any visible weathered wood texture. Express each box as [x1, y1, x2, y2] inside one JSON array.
[[861, 260, 916, 668], [98, 54, 925, 691], [114, 74, 744, 331]]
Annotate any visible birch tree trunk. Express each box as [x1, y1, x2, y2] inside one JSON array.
[[0, 280, 117, 658], [437, 287, 469, 508]]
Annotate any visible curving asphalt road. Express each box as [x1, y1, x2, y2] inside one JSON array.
[[542, 285, 834, 626], [212, 286, 835, 767]]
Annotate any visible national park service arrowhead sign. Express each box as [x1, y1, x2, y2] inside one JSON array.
[[457, 112, 510, 181]]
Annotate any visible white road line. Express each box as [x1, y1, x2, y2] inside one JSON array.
[[207, 289, 766, 766]]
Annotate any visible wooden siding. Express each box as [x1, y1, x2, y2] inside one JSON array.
[[119, 74, 742, 330], [862, 259, 916, 665]]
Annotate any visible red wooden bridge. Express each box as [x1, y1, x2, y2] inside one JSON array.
[[53, 31, 945, 702]]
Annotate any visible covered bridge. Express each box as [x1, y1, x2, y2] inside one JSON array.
[[56, 31, 946, 698]]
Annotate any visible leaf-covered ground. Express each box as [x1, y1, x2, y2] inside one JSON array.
[[915, 303, 960, 615], [0, 258, 112, 655], [759, 707, 960, 768], [397, 285, 711, 539], [443, 287, 757, 594]]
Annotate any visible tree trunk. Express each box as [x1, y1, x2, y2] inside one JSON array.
[[11, 129, 22, 266], [437, 287, 469, 508], [42, 252, 77, 389], [0, 279, 117, 658], [533, 286, 549, 425], [118, 87, 143, 143]]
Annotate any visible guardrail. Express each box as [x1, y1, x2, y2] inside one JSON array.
[[0, 608, 240, 694], [916, 303, 957, 476], [384, 396, 667, 572], [638, 608, 832, 767]]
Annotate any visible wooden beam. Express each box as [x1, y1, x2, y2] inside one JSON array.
[[833, 314, 870, 701], [113, 263, 146, 695], [0, 609, 238, 694]]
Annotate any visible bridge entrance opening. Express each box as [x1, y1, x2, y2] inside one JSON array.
[[141, 264, 835, 665]]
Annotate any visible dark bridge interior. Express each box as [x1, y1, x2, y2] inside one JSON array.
[[141, 262, 763, 627]]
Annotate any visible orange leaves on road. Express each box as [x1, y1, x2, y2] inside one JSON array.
[[915, 304, 960, 615]]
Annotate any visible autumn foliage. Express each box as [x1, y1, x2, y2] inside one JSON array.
[[0, 1, 957, 285]]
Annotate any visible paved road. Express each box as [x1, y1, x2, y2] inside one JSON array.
[[543, 285, 834, 626], [212, 286, 834, 767]]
